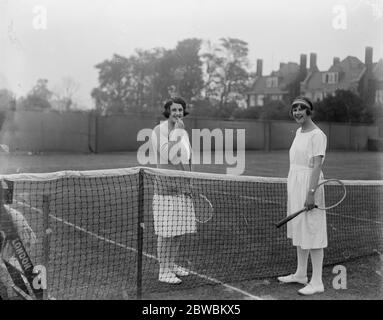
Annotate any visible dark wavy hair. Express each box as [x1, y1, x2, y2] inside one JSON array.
[[290, 96, 314, 116], [162, 97, 189, 118]]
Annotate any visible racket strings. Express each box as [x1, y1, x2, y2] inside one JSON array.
[[192, 194, 214, 224], [316, 180, 347, 210]]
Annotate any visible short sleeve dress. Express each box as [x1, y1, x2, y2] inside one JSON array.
[[287, 127, 328, 249]]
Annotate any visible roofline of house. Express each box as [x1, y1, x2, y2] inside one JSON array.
[[354, 66, 366, 83]]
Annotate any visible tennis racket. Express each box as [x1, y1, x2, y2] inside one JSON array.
[[275, 179, 346, 228], [190, 193, 214, 224], [0, 183, 43, 300]]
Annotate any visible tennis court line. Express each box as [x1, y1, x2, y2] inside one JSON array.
[[16, 201, 263, 300], [209, 189, 281, 205], [326, 212, 383, 225], [207, 191, 383, 225]]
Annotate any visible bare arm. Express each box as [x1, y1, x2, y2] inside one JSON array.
[[305, 156, 323, 209]]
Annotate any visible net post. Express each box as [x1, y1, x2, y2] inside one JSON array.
[[42, 195, 51, 300], [264, 121, 270, 151], [136, 168, 144, 300]]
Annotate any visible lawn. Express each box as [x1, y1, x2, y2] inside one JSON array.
[[0, 150, 382, 300]]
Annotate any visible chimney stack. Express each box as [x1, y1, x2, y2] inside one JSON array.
[[333, 57, 340, 66], [309, 53, 318, 72], [300, 54, 307, 72], [363, 46, 374, 103], [256, 59, 263, 76], [296, 54, 307, 97], [365, 46, 373, 74]]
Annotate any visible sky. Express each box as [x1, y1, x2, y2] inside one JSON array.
[[0, 0, 382, 108]]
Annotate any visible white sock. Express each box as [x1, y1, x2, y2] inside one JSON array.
[[295, 246, 309, 279], [310, 248, 324, 286]]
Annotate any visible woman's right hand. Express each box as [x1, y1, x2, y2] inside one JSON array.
[[174, 118, 185, 129]]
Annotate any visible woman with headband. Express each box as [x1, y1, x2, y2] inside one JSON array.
[[277, 96, 328, 295]]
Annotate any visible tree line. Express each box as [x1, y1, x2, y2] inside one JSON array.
[[1, 37, 381, 124], [91, 37, 253, 118], [90, 37, 380, 123]]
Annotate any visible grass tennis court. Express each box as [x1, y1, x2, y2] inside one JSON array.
[[1, 150, 383, 179], [0, 151, 382, 300]]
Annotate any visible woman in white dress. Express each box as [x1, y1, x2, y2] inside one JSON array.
[[151, 97, 196, 284], [278, 96, 328, 295]]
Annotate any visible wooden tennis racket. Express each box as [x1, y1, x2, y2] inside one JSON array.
[[0, 182, 43, 300], [275, 179, 346, 228]]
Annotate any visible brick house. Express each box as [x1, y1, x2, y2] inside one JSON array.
[[247, 47, 382, 108], [373, 58, 383, 106], [301, 47, 382, 106], [246, 55, 307, 107]]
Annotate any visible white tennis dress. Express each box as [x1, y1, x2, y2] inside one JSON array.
[[151, 121, 196, 238], [287, 127, 328, 249]]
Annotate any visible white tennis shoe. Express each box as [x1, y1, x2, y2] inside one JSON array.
[[172, 265, 189, 277], [298, 283, 325, 295], [277, 274, 308, 285], [158, 271, 182, 284]]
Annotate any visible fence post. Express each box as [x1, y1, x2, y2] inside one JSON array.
[[264, 121, 270, 151], [88, 111, 97, 153]]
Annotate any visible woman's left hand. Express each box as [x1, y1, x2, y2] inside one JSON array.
[[304, 193, 316, 210]]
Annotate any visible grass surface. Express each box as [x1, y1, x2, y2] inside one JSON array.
[[1, 150, 383, 179], [0, 150, 382, 300]]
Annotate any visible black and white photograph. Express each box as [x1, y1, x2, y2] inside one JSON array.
[[0, 0, 382, 304]]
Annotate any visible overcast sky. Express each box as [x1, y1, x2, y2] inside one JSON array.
[[1, 0, 382, 108]]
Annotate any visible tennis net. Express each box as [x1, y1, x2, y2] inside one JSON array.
[[0, 167, 382, 299]]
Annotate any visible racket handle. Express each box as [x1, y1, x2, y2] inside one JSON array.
[[275, 207, 307, 228]]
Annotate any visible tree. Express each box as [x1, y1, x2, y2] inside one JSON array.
[[314, 90, 372, 123], [91, 39, 205, 115], [200, 38, 250, 115], [232, 106, 263, 120], [259, 100, 291, 120], [20, 95, 52, 111], [200, 40, 225, 103], [92, 49, 170, 114], [53, 77, 80, 111], [218, 38, 250, 107], [20, 79, 52, 111], [30, 79, 53, 101], [151, 39, 204, 106], [0, 89, 16, 131], [91, 54, 133, 114], [172, 38, 204, 102], [0, 89, 16, 111]]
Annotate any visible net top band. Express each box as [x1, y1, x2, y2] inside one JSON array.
[[1, 166, 382, 186]]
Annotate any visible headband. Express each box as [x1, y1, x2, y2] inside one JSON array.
[[291, 98, 312, 110]]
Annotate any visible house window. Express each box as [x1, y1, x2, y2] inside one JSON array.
[[266, 77, 278, 88], [249, 95, 256, 107], [314, 91, 323, 101], [322, 72, 339, 84], [376, 89, 383, 104], [271, 95, 280, 101], [257, 95, 264, 106]]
